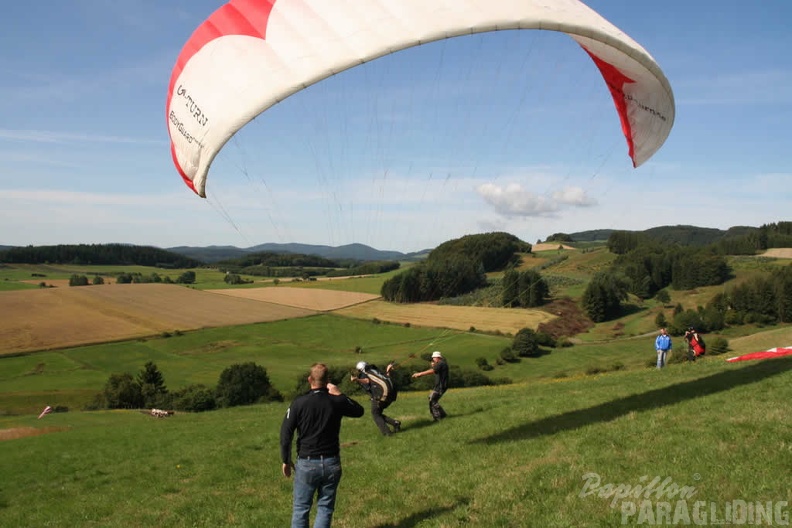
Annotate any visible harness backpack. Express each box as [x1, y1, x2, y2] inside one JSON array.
[[691, 334, 706, 356], [364, 366, 397, 403]]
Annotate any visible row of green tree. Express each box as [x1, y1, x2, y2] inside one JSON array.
[[0, 243, 202, 268], [91, 361, 282, 412], [218, 251, 401, 279], [67, 271, 197, 286]]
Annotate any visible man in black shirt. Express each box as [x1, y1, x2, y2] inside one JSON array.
[[281, 363, 364, 528], [411, 351, 449, 421]]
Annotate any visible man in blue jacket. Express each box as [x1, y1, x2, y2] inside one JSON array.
[[655, 328, 672, 368]]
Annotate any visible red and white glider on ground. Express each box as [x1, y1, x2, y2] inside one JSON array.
[[726, 346, 792, 363]]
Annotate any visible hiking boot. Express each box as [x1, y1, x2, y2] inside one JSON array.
[[393, 420, 401, 432]]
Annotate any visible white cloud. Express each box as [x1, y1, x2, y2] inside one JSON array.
[[476, 182, 596, 217]]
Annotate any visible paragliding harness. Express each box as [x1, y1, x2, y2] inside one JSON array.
[[362, 365, 397, 404], [691, 334, 706, 357], [686, 330, 706, 359]]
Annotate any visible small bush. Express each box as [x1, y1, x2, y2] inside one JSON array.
[[707, 337, 729, 355], [512, 327, 539, 357], [475, 357, 494, 371], [535, 332, 556, 348], [171, 384, 216, 412], [216, 362, 282, 408], [499, 347, 519, 363]]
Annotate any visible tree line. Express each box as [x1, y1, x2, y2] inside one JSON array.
[[217, 251, 400, 279], [0, 243, 202, 268]]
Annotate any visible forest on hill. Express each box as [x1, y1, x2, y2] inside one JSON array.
[[0, 243, 202, 268]]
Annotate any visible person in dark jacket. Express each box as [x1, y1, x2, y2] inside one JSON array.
[[350, 361, 401, 436], [281, 363, 364, 528], [411, 351, 449, 421]]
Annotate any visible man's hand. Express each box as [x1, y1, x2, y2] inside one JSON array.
[[282, 463, 294, 478], [327, 382, 341, 396]]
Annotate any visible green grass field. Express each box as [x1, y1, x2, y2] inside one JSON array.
[[1, 354, 790, 527]]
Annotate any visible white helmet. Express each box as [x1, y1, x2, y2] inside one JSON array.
[[356, 361, 367, 371]]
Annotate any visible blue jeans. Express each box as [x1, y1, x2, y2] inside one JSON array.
[[656, 349, 668, 368], [292, 456, 342, 528]]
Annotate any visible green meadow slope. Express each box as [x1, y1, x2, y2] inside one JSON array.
[[1, 355, 790, 527]]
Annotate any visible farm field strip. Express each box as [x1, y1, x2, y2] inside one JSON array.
[[335, 300, 555, 334], [207, 286, 380, 311], [0, 284, 317, 355]]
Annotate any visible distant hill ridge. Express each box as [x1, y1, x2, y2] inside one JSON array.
[[167, 242, 431, 264], [568, 224, 760, 245]]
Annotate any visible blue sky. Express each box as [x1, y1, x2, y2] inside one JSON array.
[[1, 1, 790, 253]]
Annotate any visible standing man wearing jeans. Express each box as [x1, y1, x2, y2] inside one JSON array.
[[655, 328, 672, 369], [281, 363, 364, 528]]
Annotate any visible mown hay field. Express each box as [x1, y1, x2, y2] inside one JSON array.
[[335, 300, 555, 335], [0, 284, 317, 356], [207, 286, 380, 311]]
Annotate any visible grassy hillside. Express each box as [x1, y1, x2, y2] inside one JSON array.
[[1, 355, 790, 527]]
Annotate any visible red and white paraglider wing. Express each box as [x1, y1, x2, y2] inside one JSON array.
[[166, 0, 675, 198]]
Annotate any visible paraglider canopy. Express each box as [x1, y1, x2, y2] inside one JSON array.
[[167, 0, 674, 198]]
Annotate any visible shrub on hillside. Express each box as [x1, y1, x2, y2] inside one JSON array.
[[706, 337, 729, 356], [512, 328, 539, 357], [448, 366, 493, 389], [69, 274, 89, 286], [475, 357, 493, 371], [101, 372, 144, 409], [170, 384, 217, 412], [215, 362, 282, 408], [535, 331, 556, 348], [499, 347, 519, 363]]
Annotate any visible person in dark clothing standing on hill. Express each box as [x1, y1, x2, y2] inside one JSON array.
[[350, 361, 401, 436], [280, 363, 364, 528], [411, 351, 449, 421]]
